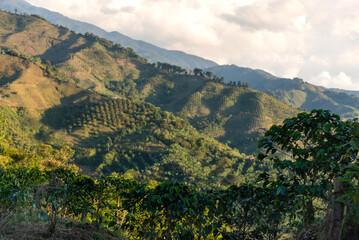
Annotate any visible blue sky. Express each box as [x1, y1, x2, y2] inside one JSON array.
[[25, 0, 359, 90]]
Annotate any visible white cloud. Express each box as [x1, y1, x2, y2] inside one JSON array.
[[24, 0, 359, 90], [220, 0, 310, 32], [310, 71, 357, 89]]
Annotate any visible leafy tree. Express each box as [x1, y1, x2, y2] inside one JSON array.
[[193, 68, 203, 76], [212, 182, 290, 239], [122, 181, 212, 239], [258, 109, 359, 229], [0, 109, 7, 151], [205, 71, 213, 79]]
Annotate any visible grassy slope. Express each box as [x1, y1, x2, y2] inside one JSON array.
[[207, 65, 359, 119], [0, 55, 89, 110], [0, 11, 301, 154], [0, 11, 147, 97], [137, 75, 300, 153], [57, 98, 246, 188], [0, 52, 246, 188]]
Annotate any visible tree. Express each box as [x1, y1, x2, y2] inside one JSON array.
[[193, 68, 203, 76], [105, 137, 113, 152], [258, 109, 359, 228], [122, 181, 212, 238], [205, 71, 213, 79], [0, 109, 7, 150]]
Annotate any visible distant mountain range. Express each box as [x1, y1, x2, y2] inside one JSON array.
[[327, 88, 359, 97], [206, 65, 359, 119], [0, 0, 218, 70], [0, 9, 251, 187], [1, 9, 301, 153], [2, 0, 359, 120]]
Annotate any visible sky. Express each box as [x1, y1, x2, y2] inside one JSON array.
[[24, 0, 359, 90]]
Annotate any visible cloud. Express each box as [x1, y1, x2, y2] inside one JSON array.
[[310, 71, 357, 89], [220, 0, 309, 32], [101, 5, 135, 15], [24, 0, 359, 90]]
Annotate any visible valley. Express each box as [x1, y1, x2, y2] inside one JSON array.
[[0, 6, 358, 240]]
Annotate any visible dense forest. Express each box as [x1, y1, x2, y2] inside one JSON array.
[[2, 110, 359, 239]]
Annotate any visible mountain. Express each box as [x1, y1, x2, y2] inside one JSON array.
[[327, 88, 359, 97], [0, 7, 358, 240], [3, 0, 356, 120], [140, 75, 300, 153], [0, 51, 250, 188], [0, 11, 256, 188], [2, 0, 358, 121], [0, 0, 218, 70], [0, 10, 300, 158], [206, 64, 359, 119]]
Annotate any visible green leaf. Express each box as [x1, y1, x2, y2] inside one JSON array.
[[276, 186, 287, 196], [36, 210, 48, 221], [257, 152, 267, 160], [108, 221, 117, 228], [322, 123, 331, 132]]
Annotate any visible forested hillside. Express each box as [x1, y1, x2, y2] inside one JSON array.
[[0, 0, 219, 70], [1, 8, 359, 240], [0, 10, 299, 154], [0, 53, 249, 188], [2, 110, 359, 239], [207, 64, 359, 119]]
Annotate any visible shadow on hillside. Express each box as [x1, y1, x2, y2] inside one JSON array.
[[37, 33, 88, 65], [41, 91, 91, 130], [59, 89, 90, 105], [0, 70, 22, 87], [41, 105, 68, 130]]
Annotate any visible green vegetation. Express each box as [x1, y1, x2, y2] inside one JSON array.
[[50, 97, 249, 188], [0, 49, 250, 189], [207, 65, 359, 119], [0, 0, 220, 70], [4, 10, 359, 239], [0, 10, 299, 154], [1, 110, 359, 239]]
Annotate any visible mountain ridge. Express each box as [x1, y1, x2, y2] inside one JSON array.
[[0, 0, 218, 70], [206, 64, 359, 119], [0, 52, 246, 188], [3, 0, 359, 120], [0, 10, 300, 155]]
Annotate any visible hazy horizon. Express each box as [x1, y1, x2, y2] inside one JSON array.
[[23, 0, 359, 90]]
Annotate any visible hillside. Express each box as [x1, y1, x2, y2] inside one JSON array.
[[328, 88, 359, 97], [0, 52, 251, 188], [1, 5, 359, 240], [137, 74, 300, 153], [0, 55, 91, 110], [206, 64, 359, 119], [2, 2, 358, 121], [0, 0, 218, 70], [0, 10, 300, 154]]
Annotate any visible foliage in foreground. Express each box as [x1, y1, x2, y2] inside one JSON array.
[[0, 166, 292, 239], [2, 110, 359, 239]]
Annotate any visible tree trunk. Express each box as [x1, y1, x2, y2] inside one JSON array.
[[329, 180, 345, 240], [304, 199, 315, 227]]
